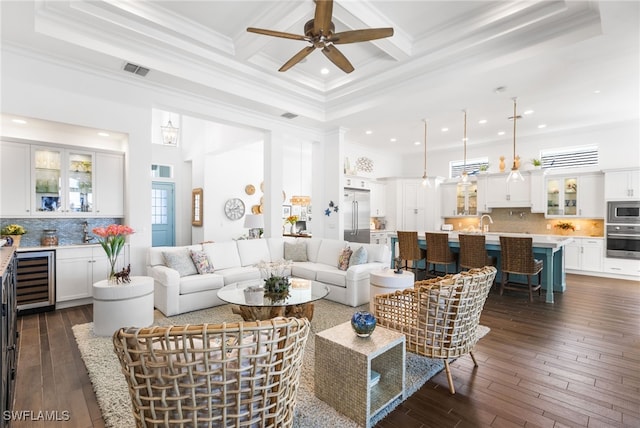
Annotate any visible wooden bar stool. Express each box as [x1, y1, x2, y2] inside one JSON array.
[[425, 232, 457, 277], [397, 231, 426, 279], [458, 234, 497, 271], [499, 236, 543, 302]]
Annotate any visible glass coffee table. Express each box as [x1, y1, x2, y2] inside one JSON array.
[[217, 277, 330, 321]]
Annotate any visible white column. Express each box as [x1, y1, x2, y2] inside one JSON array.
[[263, 131, 284, 238]]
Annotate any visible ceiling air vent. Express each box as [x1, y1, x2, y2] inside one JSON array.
[[123, 62, 150, 77], [281, 112, 298, 119]]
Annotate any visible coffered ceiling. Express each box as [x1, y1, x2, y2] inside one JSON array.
[[1, 1, 638, 154]]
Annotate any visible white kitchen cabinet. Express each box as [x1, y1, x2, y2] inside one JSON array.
[[604, 169, 640, 200], [402, 181, 427, 231], [95, 152, 125, 216], [0, 141, 31, 216], [56, 245, 127, 303], [441, 181, 477, 216], [478, 174, 530, 210], [370, 231, 388, 245], [565, 238, 603, 273], [546, 173, 603, 218], [370, 181, 386, 217], [345, 176, 370, 189], [529, 170, 546, 213], [603, 257, 640, 277]]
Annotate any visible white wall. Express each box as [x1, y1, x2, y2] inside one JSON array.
[[402, 120, 640, 179]]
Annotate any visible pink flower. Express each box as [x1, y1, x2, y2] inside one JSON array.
[[92, 224, 134, 281]]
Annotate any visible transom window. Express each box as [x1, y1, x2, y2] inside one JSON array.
[[540, 145, 599, 170], [450, 157, 489, 179]]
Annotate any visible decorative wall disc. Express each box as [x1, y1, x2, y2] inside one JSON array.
[[245, 184, 255, 195]]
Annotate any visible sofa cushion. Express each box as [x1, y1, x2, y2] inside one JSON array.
[[349, 246, 368, 267], [351, 243, 386, 263], [203, 242, 242, 270], [149, 245, 202, 267], [236, 239, 271, 266], [163, 249, 198, 277], [305, 239, 322, 263], [265, 238, 285, 261], [216, 267, 261, 285], [317, 239, 348, 267], [290, 262, 319, 280], [189, 250, 215, 274], [337, 247, 353, 271], [180, 274, 225, 295], [316, 268, 347, 288], [284, 241, 308, 262]]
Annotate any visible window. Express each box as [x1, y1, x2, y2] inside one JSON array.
[[449, 157, 489, 178], [540, 145, 598, 170], [151, 164, 173, 178]]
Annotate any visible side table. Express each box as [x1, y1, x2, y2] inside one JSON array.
[[92, 276, 154, 336], [369, 269, 414, 313], [315, 322, 405, 428]]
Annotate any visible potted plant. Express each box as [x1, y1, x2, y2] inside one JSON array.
[[263, 274, 291, 302], [1, 223, 26, 247], [531, 158, 542, 169]]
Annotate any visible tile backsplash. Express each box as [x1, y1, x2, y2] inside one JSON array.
[[1, 218, 123, 247], [443, 208, 604, 237]]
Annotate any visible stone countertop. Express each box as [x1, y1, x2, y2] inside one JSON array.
[[0, 246, 16, 276], [16, 243, 102, 252], [387, 231, 575, 249]]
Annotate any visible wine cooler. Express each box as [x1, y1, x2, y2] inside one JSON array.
[[15, 250, 55, 314]]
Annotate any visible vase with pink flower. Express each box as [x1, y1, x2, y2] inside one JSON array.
[[92, 224, 135, 283]]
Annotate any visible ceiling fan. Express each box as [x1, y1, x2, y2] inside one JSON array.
[[247, 0, 393, 73]]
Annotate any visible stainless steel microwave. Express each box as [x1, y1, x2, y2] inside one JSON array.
[[607, 200, 640, 224]]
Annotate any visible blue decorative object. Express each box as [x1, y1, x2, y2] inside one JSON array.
[[351, 311, 376, 338]]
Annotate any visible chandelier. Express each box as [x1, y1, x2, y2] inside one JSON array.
[[290, 195, 311, 206], [160, 118, 179, 146]]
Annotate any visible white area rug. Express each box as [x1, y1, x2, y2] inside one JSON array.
[[72, 300, 489, 427]]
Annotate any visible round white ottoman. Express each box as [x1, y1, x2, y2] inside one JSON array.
[[369, 269, 415, 313], [92, 276, 154, 336]]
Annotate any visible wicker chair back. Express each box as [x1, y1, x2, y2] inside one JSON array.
[[113, 318, 310, 427], [459, 234, 494, 269]]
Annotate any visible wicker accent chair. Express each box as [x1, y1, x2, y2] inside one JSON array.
[[499, 236, 543, 302], [113, 317, 310, 427], [374, 266, 497, 394], [425, 232, 458, 277], [397, 231, 427, 278], [458, 234, 497, 271]]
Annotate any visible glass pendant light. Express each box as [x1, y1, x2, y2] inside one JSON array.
[[421, 119, 431, 187], [459, 109, 470, 185], [160, 114, 179, 146], [506, 97, 525, 182]]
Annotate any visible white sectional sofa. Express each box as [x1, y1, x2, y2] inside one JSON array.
[[147, 237, 391, 316]]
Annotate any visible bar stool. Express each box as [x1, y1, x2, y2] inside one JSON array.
[[425, 232, 457, 277], [397, 231, 426, 279], [499, 236, 543, 302], [458, 234, 497, 271]]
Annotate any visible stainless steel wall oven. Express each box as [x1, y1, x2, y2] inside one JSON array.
[[606, 224, 640, 260]]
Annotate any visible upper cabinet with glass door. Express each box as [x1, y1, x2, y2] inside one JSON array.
[[547, 177, 577, 216], [33, 146, 94, 215], [546, 174, 604, 218]]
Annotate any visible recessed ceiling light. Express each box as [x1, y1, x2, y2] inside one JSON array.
[[390, 138, 396, 142], [593, 89, 601, 94], [11, 119, 27, 124], [538, 124, 547, 129], [497, 131, 506, 136], [320, 68, 329, 75], [478, 119, 487, 125], [441, 127, 449, 132], [98, 132, 110, 137], [524, 110, 534, 115], [414, 141, 421, 146], [365, 130, 372, 135]]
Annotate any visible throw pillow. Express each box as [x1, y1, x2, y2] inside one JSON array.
[[349, 246, 368, 267], [189, 249, 215, 274], [284, 241, 308, 262], [163, 250, 198, 277], [337, 247, 353, 271]]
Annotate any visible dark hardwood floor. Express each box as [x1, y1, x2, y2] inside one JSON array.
[[10, 274, 640, 427]]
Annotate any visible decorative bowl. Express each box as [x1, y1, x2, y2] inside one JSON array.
[[351, 311, 377, 338]]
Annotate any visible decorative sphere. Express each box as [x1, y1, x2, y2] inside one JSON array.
[[351, 311, 376, 337]]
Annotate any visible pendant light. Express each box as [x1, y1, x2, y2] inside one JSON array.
[[506, 97, 525, 182], [421, 119, 431, 187], [459, 109, 470, 185], [160, 114, 179, 146]]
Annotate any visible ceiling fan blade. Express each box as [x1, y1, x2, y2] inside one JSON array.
[[330, 28, 394, 44], [313, 0, 333, 36], [322, 44, 354, 73], [247, 27, 309, 42], [279, 46, 316, 72]]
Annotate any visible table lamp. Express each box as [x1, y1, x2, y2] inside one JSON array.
[[244, 214, 264, 239]]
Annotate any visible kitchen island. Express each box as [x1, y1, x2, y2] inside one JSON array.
[[389, 232, 573, 303]]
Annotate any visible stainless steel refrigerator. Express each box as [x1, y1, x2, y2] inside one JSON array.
[[344, 188, 371, 243]]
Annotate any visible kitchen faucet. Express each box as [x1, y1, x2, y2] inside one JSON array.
[[480, 214, 494, 233], [82, 221, 94, 243]]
